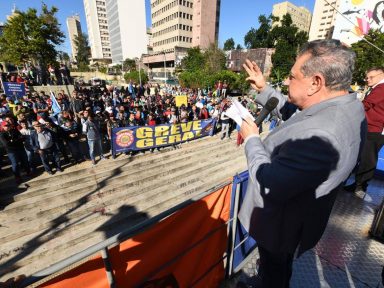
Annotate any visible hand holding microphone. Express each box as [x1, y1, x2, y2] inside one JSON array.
[[240, 97, 279, 140]]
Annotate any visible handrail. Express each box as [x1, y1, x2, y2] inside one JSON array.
[[20, 180, 232, 287]]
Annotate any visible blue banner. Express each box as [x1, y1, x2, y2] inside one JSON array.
[[230, 171, 257, 273], [111, 119, 216, 154], [3, 82, 26, 98]]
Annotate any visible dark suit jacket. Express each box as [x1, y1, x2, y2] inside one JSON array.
[[238, 86, 367, 256]]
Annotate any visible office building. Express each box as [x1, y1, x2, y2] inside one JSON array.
[[105, 0, 147, 64], [66, 15, 82, 61], [272, 1, 312, 33], [308, 0, 340, 41], [144, 0, 221, 81], [83, 0, 112, 62]]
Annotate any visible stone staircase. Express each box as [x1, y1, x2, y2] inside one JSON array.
[[0, 134, 247, 281]]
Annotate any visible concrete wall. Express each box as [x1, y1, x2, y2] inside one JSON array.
[[30, 85, 75, 96]]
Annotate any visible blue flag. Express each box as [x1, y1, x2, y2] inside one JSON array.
[[50, 91, 61, 116]]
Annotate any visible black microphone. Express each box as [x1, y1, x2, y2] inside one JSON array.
[[254, 97, 279, 126]]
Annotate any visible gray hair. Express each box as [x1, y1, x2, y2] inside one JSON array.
[[298, 39, 356, 91]]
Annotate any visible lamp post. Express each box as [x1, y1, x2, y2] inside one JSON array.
[[163, 51, 167, 85], [138, 59, 142, 87]]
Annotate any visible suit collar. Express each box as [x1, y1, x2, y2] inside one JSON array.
[[267, 93, 356, 138]]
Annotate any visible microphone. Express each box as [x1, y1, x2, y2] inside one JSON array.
[[254, 97, 279, 126]]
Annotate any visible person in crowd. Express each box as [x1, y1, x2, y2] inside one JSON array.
[[33, 96, 49, 121], [83, 113, 106, 165], [0, 121, 31, 183], [238, 40, 366, 288], [344, 66, 384, 194], [62, 119, 84, 164], [19, 120, 36, 173], [31, 121, 62, 175], [220, 109, 230, 140]]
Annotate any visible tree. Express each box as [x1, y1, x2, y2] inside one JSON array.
[[123, 69, 148, 84], [236, 44, 243, 50], [123, 58, 137, 72], [204, 44, 227, 73], [57, 51, 70, 65], [74, 33, 91, 71], [181, 47, 205, 72], [269, 14, 308, 83], [0, 4, 64, 65], [223, 38, 235, 51], [244, 15, 276, 49], [351, 29, 384, 85]]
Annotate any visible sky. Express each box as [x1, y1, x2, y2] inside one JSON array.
[[0, 0, 316, 54]]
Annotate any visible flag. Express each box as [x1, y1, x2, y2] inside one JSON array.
[[50, 91, 61, 116]]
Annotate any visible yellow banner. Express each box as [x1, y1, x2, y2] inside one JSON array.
[[175, 95, 188, 107]]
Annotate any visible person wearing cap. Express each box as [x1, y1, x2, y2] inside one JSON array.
[[0, 121, 31, 183], [31, 121, 62, 175]]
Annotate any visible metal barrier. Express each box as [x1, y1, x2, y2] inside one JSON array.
[[20, 180, 234, 288]]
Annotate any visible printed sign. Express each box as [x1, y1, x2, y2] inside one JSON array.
[[112, 119, 216, 154], [3, 82, 26, 98]]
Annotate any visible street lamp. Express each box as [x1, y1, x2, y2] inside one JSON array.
[[138, 59, 142, 87], [163, 50, 167, 85]]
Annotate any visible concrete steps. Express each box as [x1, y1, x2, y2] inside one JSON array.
[[0, 134, 247, 280]]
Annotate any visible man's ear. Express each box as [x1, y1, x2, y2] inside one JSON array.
[[308, 74, 324, 96]]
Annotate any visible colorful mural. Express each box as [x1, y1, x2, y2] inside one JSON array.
[[333, 0, 384, 45]]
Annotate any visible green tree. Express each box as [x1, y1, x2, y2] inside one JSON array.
[[244, 15, 276, 49], [74, 33, 91, 71], [236, 44, 243, 50], [124, 69, 148, 84], [123, 58, 137, 72], [181, 47, 205, 71], [223, 38, 235, 51], [269, 14, 308, 83], [204, 44, 227, 73], [351, 29, 384, 85], [0, 4, 64, 65]]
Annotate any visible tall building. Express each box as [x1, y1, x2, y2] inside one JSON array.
[[0, 23, 4, 37], [308, 0, 340, 41], [272, 1, 312, 33], [105, 0, 147, 64], [83, 0, 112, 63], [151, 0, 220, 53], [144, 0, 221, 81], [66, 15, 82, 61]]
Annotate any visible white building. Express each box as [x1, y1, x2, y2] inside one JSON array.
[[83, 0, 112, 62], [105, 0, 147, 64], [66, 15, 82, 61], [308, 0, 340, 41], [333, 0, 384, 45]]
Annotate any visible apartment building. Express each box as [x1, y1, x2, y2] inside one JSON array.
[[272, 1, 312, 33], [66, 15, 82, 61], [308, 0, 340, 41], [83, 0, 112, 62]]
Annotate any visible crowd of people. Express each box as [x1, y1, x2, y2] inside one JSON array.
[[0, 62, 72, 86], [0, 79, 252, 184]]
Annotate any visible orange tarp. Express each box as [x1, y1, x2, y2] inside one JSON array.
[[41, 184, 232, 288]]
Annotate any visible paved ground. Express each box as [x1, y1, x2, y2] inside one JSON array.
[[231, 176, 384, 287]]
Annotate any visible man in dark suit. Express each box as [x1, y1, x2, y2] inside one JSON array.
[[344, 67, 384, 193], [238, 40, 366, 287]]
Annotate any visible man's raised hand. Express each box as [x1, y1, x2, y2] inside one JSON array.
[[242, 59, 267, 91]]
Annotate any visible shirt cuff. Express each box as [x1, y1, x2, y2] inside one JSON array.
[[244, 134, 260, 146]]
